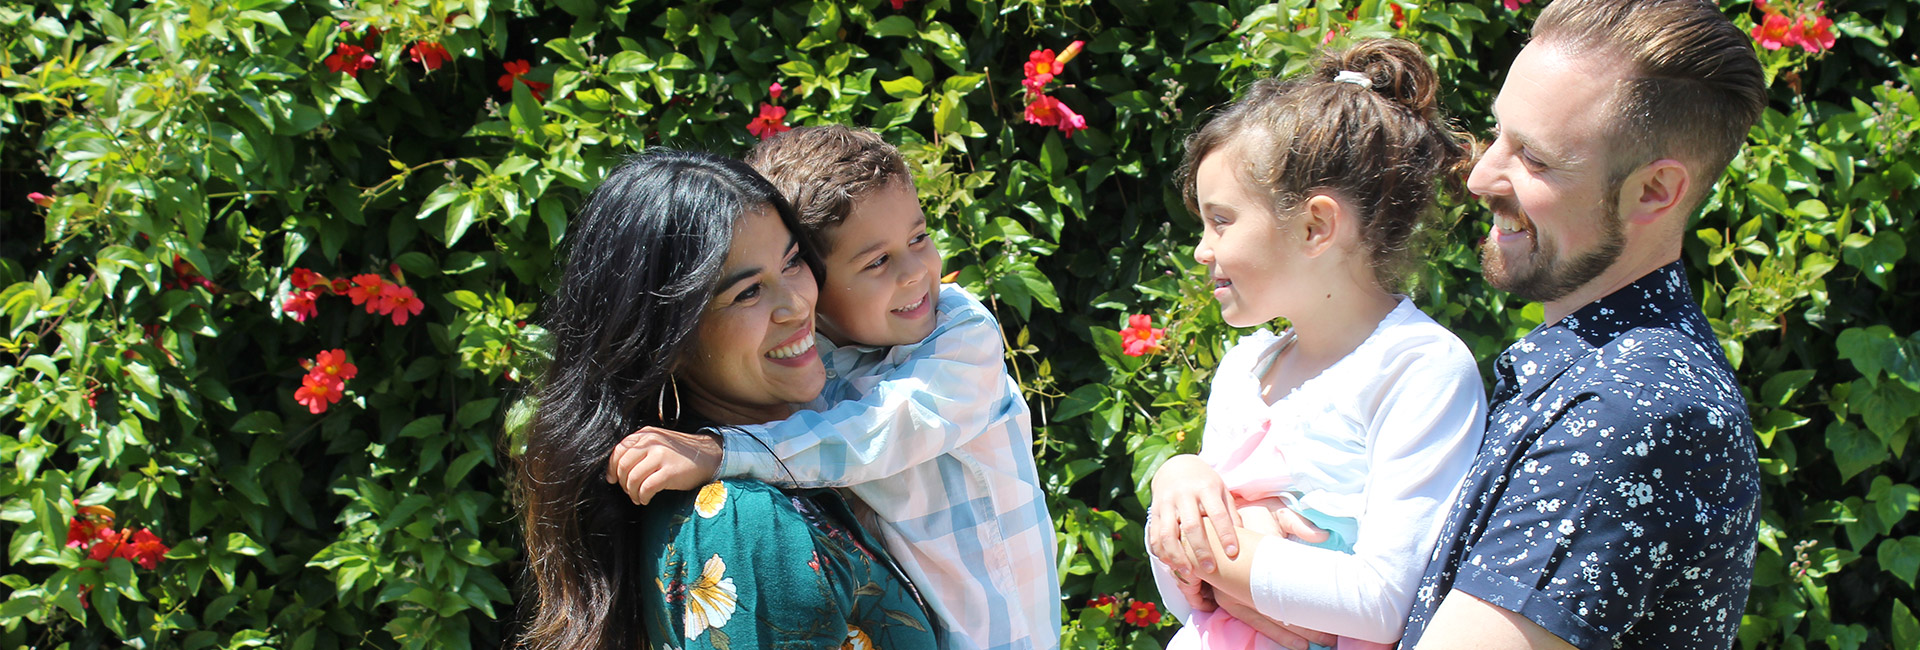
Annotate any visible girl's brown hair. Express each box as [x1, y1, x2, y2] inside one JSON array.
[[1178, 38, 1472, 290]]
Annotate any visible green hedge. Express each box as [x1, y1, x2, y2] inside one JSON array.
[[0, 0, 1915, 648]]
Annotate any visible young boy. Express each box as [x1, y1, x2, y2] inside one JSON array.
[[607, 125, 1061, 650]]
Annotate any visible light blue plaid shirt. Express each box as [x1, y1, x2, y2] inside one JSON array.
[[719, 284, 1061, 650]]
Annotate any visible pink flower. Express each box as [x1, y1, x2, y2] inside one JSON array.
[[497, 59, 550, 102], [28, 192, 53, 207], [377, 285, 424, 325], [1120, 314, 1166, 356], [408, 41, 451, 71], [1502, 0, 1532, 10], [1795, 15, 1836, 53], [1752, 12, 1794, 50], [1024, 48, 1062, 87], [290, 268, 328, 290], [294, 374, 344, 414], [1025, 94, 1065, 127], [1054, 101, 1088, 138], [308, 349, 358, 384], [324, 42, 375, 76], [347, 273, 386, 308], [1057, 40, 1085, 64], [746, 103, 792, 139], [282, 290, 319, 322], [122, 528, 170, 570], [769, 81, 784, 100]]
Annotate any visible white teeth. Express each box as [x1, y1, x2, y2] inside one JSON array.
[[766, 335, 815, 360], [1215, 279, 1232, 288], [893, 296, 926, 313], [1496, 214, 1528, 235]]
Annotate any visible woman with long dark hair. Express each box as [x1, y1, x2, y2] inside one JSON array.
[[514, 149, 934, 649]]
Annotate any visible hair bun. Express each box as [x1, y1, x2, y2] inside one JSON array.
[[1319, 38, 1439, 118]]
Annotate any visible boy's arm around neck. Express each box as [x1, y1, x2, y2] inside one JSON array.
[[717, 285, 1022, 488]]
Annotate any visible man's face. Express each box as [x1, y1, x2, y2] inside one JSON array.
[[1469, 43, 1630, 304], [814, 180, 942, 348]]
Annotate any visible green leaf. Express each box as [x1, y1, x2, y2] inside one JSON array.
[[232, 411, 283, 435], [1760, 369, 1816, 406], [445, 193, 482, 246], [869, 15, 916, 38], [397, 415, 444, 439], [1825, 422, 1887, 481], [1894, 600, 1919, 650], [879, 75, 924, 99], [1054, 384, 1110, 422], [1877, 536, 1920, 587]]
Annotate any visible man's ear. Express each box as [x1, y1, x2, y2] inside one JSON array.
[[1299, 194, 1344, 257], [1622, 159, 1691, 225]]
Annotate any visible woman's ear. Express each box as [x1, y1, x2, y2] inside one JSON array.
[[1299, 194, 1344, 257]]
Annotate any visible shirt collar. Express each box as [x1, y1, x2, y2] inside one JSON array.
[[1496, 260, 1695, 397]]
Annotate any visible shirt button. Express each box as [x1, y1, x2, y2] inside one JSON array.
[[826, 370, 837, 378]]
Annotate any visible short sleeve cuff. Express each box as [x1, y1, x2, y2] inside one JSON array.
[[1452, 563, 1606, 650]]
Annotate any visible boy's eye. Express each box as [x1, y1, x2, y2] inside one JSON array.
[[865, 254, 889, 270], [909, 232, 929, 246]]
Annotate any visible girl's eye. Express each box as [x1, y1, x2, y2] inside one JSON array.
[[910, 232, 929, 246], [1210, 214, 1230, 231]]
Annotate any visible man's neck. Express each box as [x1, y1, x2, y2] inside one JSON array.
[[1542, 248, 1681, 325]]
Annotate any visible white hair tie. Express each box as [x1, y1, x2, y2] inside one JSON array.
[[1333, 70, 1373, 89]]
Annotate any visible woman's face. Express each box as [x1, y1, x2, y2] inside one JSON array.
[[677, 204, 826, 425]]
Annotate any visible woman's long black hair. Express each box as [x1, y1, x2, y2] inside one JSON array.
[[513, 149, 819, 650]]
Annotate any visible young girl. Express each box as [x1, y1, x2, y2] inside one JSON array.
[[1145, 39, 1486, 650]]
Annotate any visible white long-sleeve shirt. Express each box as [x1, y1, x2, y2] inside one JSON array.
[[1150, 298, 1485, 645], [719, 284, 1060, 650]]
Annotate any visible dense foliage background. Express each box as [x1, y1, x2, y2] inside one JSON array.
[[1, 0, 1915, 647]]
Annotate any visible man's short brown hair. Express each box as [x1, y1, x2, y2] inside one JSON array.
[[743, 125, 912, 243], [1532, 0, 1768, 210]]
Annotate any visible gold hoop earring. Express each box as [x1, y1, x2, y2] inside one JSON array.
[[657, 375, 682, 422]]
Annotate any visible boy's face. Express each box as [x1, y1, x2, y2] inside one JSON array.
[[814, 179, 942, 348]]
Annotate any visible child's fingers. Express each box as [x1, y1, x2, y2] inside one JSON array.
[[618, 450, 660, 505], [1273, 508, 1332, 544]]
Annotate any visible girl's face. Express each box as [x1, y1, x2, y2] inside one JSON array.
[[677, 205, 826, 425], [1191, 145, 1310, 328]]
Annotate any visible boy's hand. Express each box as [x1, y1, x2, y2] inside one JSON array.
[[1148, 454, 1242, 576], [605, 427, 722, 505]]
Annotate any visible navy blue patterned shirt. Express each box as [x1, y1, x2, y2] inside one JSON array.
[[1400, 261, 1759, 649]]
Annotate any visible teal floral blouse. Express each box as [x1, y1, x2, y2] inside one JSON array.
[[639, 479, 937, 649]]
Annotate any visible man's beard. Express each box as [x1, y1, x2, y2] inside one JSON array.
[[1479, 190, 1626, 305]]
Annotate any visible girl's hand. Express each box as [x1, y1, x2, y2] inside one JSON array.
[[1216, 589, 1338, 650], [1176, 574, 1217, 612], [1237, 497, 1332, 545], [605, 427, 722, 505], [1149, 454, 1242, 576]]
